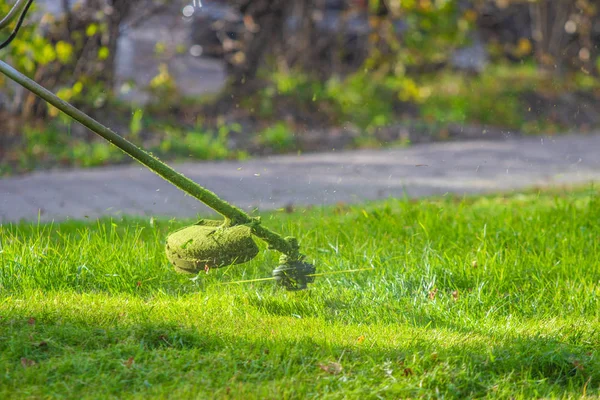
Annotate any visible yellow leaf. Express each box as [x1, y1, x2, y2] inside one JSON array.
[[39, 43, 56, 64], [22, 57, 35, 74], [56, 88, 73, 101], [155, 42, 166, 55], [98, 46, 109, 60], [86, 23, 98, 37], [73, 81, 83, 94], [515, 38, 532, 57], [47, 105, 60, 118], [55, 41, 73, 64]]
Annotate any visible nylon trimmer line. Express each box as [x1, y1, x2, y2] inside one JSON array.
[[0, 0, 315, 290]]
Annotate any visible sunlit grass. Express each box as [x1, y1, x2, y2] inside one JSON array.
[[0, 187, 599, 398]]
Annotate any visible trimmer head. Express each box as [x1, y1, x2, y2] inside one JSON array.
[[272, 258, 316, 291], [165, 220, 259, 274], [165, 220, 316, 291]]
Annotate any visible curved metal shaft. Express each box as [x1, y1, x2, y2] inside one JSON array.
[[0, 0, 29, 30]]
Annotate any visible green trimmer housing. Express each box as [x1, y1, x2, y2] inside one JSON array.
[[165, 219, 316, 290], [166, 220, 259, 274]]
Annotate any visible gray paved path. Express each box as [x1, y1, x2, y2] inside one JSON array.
[[1, 134, 600, 223]]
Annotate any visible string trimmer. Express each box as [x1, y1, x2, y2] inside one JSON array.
[[0, 0, 315, 290]]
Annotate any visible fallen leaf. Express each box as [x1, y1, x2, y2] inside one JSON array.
[[357, 335, 365, 344], [402, 367, 414, 376], [428, 288, 438, 300], [573, 360, 584, 371], [452, 290, 459, 301], [318, 362, 343, 375], [124, 357, 135, 368], [27, 317, 36, 325], [21, 358, 36, 368]]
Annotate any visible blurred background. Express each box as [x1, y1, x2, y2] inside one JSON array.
[[0, 0, 599, 175]]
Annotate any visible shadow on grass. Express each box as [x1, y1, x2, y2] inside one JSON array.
[[0, 311, 596, 398]]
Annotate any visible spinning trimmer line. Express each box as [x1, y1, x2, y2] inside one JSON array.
[[1, 0, 372, 290]]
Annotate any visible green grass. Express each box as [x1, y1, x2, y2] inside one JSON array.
[[418, 62, 600, 134], [247, 62, 600, 137], [0, 121, 248, 176], [0, 188, 599, 398]]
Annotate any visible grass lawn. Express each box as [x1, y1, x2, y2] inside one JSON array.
[[1, 187, 599, 399]]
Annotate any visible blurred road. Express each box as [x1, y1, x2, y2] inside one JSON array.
[[1, 133, 599, 223]]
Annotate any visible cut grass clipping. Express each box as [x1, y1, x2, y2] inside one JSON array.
[[1, 187, 599, 398]]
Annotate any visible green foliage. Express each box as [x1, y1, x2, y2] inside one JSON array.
[[1, 187, 599, 397], [148, 63, 178, 103], [3, 0, 600, 175], [253, 70, 400, 130], [421, 62, 600, 133], [52, 78, 111, 118], [8, 124, 125, 171], [246, 0, 476, 131], [0, 121, 248, 175], [419, 65, 525, 128], [0, 0, 130, 120], [257, 122, 296, 152], [241, 0, 600, 140], [0, 0, 46, 68], [0, 2, 55, 78], [380, 0, 474, 67], [129, 108, 144, 138], [324, 73, 397, 130], [252, 58, 600, 139], [158, 125, 230, 160]]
